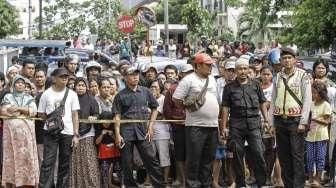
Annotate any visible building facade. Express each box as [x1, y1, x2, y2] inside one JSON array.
[[199, 0, 243, 39]]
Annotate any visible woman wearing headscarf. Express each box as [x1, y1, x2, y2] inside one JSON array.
[[1, 75, 39, 187], [95, 78, 113, 113], [5, 65, 20, 92], [69, 77, 101, 187]]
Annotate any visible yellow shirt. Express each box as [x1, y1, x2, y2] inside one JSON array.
[[306, 101, 332, 142]]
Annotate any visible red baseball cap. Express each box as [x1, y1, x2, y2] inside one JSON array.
[[194, 53, 214, 64]]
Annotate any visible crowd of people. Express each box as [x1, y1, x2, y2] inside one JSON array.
[[0, 37, 335, 188]]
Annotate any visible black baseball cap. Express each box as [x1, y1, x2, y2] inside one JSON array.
[[51, 68, 69, 77]]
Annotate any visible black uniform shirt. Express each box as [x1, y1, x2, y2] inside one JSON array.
[[222, 79, 266, 129], [113, 85, 158, 141]]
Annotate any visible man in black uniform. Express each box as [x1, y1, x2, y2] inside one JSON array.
[[113, 67, 164, 187], [220, 55, 270, 187]]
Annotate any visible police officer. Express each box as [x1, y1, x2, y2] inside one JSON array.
[[113, 67, 164, 187], [270, 47, 311, 188], [220, 55, 269, 187]]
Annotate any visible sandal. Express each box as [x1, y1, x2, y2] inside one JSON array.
[[310, 180, 322, 188]]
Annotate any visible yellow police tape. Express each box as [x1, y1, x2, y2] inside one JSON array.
[[0, 116, 185, 124]]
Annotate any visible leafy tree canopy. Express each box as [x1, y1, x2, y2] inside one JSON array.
[[0, 0, 21, 39], [38, 0, 123, 39], [282, 0, 336, 49], [181, 0, 215, 41]]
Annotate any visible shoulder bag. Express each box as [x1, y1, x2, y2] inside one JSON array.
[[45, 88, 69, 135], [282, 77, 312, 124], [184, 78, 209, 112]]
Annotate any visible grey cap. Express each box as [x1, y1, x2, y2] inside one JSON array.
[[281, 47, 296, 57], [125, 67, 140, 75], [181, 64, 194, 73]]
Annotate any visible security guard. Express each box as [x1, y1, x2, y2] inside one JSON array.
[[270, 47, 311, 188], [220, 55, 269, 187]]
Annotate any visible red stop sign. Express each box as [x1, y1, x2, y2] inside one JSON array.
[[117, 16, 135, 33]]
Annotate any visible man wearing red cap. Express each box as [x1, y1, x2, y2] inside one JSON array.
[[173, 53, 219, 187]]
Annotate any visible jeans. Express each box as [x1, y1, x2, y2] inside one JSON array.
[[39, 133, 73, 188], [230, 127, 266, 187], [121, 140, 164, 188], [329, 142, 336, 182], [275, 116, 305, 188], [185, 127, 218, 188]]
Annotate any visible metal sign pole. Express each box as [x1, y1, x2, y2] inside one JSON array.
[[164, 0, 169, 57]]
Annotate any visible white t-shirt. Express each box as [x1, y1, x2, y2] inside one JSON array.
[[173, 73, 219, 127], [153, 95, 171, 140], [216, 77, 226, 105], [261, 84, 273, 122], [263, 84, 273, 102], [38, 87, 80, 135]]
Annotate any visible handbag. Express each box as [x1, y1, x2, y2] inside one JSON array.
[[184, 78, 209, 112], [98, 143, 120, 159], [45, 88, 69, 135]]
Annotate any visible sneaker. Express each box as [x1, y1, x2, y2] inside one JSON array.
[[265, 178, 272, 186], [246, 176, 256, 185], [324, 181, 335, 187], [310, 180, 322, 188], [171, 180, 181, 187]]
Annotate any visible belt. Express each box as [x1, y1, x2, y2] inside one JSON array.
[[230, 115, 260, 119], [275, 115, 300, 120]]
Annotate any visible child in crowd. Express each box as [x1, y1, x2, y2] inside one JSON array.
[[247, 65, 256, 79], [306, 81, 332, 187], [260, 66, 283, 186], [95, 111, 122, 187]]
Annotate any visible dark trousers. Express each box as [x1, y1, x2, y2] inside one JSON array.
[[39, 133, 73, 188], [275, 116, 305, 188], [230, 127, 266, 187], [121, 140, 164, 188], [185, 127, 218, 188], [330, 141, 336, 182]]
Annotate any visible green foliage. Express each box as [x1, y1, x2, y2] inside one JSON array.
[[282, 0, 336, 49], [0, 0, 21, 38], [219, 29, 235, 42], [181, 0, 215, 40], [155, 0, 189, 24], [37, 0, 122, 39], [238, 0, 278, 44]]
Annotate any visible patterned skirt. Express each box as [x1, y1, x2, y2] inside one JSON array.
[[69, 136, 101, 188], [2, 119, 39, 187]]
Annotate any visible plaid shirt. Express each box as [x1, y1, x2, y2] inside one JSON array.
[[113, 86, 158, 141]]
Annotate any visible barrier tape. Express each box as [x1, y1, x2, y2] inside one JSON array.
[[0, 115, 185, 124]]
